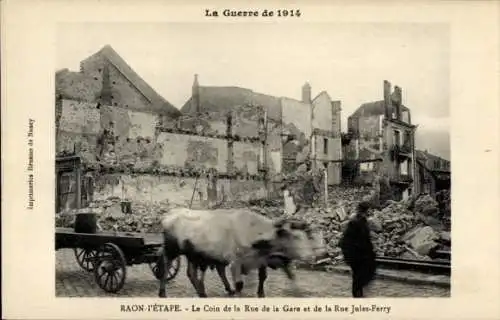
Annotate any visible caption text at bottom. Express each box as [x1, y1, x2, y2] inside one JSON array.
[[121, 303, 391, 314]]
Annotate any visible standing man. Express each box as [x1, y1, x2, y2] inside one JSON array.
[[282, 184, 297, 215], [339, 201, 377, 298], [206, 168, 218, 209]]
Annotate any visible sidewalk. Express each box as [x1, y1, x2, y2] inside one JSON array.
[[298, 264, 451, 288]]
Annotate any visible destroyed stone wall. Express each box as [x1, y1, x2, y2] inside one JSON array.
[[313, 136, 342, 185], [79, 53, 153, 111], [56, 100, 102, 162], [56, 70, 102, 102], [174, 110, 283, 176], [281, 97, 312, 138], [358, 115, 383, 139], [91, 173, 267, 207], [233, 142, 260, 174], [311, 92, 333, 133], [217, 106, 283, 176], [126, 110, 159, 139], [57, 99, 267, 177], [56, 98, 275, 211], [266, 121, 284, 176], [105, 63, 153, 110], [156, 132, 227, 172], [58, 100, 101, 134], [56, 131, 99, 163]]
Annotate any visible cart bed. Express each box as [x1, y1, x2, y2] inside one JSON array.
[[55, 227, 180, 294], [55, 227, 163, 250]]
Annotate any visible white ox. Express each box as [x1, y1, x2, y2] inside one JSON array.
[[157, 207, 327, 298]]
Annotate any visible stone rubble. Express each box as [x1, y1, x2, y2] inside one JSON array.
[[55, 185, 451, 268], [253, 188, 453, 265], [55, 198, 172, 234]]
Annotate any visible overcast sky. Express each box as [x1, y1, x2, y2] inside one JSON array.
[[57, 22, 450, 160]]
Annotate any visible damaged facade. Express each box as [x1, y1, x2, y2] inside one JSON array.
[[345, 80, 417, 201], [56, 45, 181, 211], [415, 150, 451, 196], [56, 44, 447, 214], [180, 77, 343, 185], [56, 45, 181, 162], [55, 46, 268, 212]]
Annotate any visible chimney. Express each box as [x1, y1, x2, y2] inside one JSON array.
[[302, 82, 311, 104], [331, 101, 342, 134], [383, 80, 392, 119], [332, 100, 341, 112], [394, 86, 402, 120], [192, 74, 200, 115]]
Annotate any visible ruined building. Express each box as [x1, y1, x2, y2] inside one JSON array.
[[180, 76, 343, 185], [55, 45, 181, 211], [56, 45, 180, 161], [415, 149, 451, 196], [55, 46, 274, 212], [345, 80, 417, 201]]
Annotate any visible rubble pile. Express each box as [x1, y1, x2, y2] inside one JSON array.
[[368, 200, 420, 258], [365, 194, 451, 260], [437, 189, 451, 214], [55, 185, 451, 265], [292, 206, 345, 263], [248, 188, 452, 264], [240, 186, 374, 264], [364, 194, 451, 260], [97, 200, 169, 233], [325, 185, 374, 215], [436, 189, 451, 230], [55, 197, 174, 233]]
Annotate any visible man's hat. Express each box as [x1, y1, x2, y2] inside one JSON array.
[[357, 201, 371, 213]]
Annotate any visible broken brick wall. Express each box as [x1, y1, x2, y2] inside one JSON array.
[[311, 92, 333, 134], [281, 97, 312, 139], [343, 114, 387, 185], [56, 99, 101, 163], [174, 110, 283, 177], [79, 53, 153, 111], [92, 174, 267, 206], [56, 70, 102, 102], [56, 98, 274, 204], [56, 98, 272, 175], [156, 132, 228, 172]]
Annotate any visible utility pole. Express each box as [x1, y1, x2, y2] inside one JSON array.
[[310, 103, 315, 171], [324, 167, 328, 205], [258, 106, 269, 198], [226, 112, 234, 175]]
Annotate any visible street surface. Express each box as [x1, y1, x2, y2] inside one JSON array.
[[56, 249, 450, 298]]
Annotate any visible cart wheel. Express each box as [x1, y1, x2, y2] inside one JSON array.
[[94, 243, 127, 293], [74, 248, 98, 272], [150, 255, 181, 281]]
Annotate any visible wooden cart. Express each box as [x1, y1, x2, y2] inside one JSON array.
[[55, 227, 181, 293]]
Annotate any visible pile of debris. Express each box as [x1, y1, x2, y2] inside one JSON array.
[[55, 197, 173, 233], [368, 200, 419, 257], [437, 189, 451, 215], [97, 199, 169, 233], [435, 189, 451, 229], [259, 188, 452, 264], [55, 185, 451, 266]]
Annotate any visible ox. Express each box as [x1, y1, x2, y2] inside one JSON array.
[[157, 207, 327, 298]]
